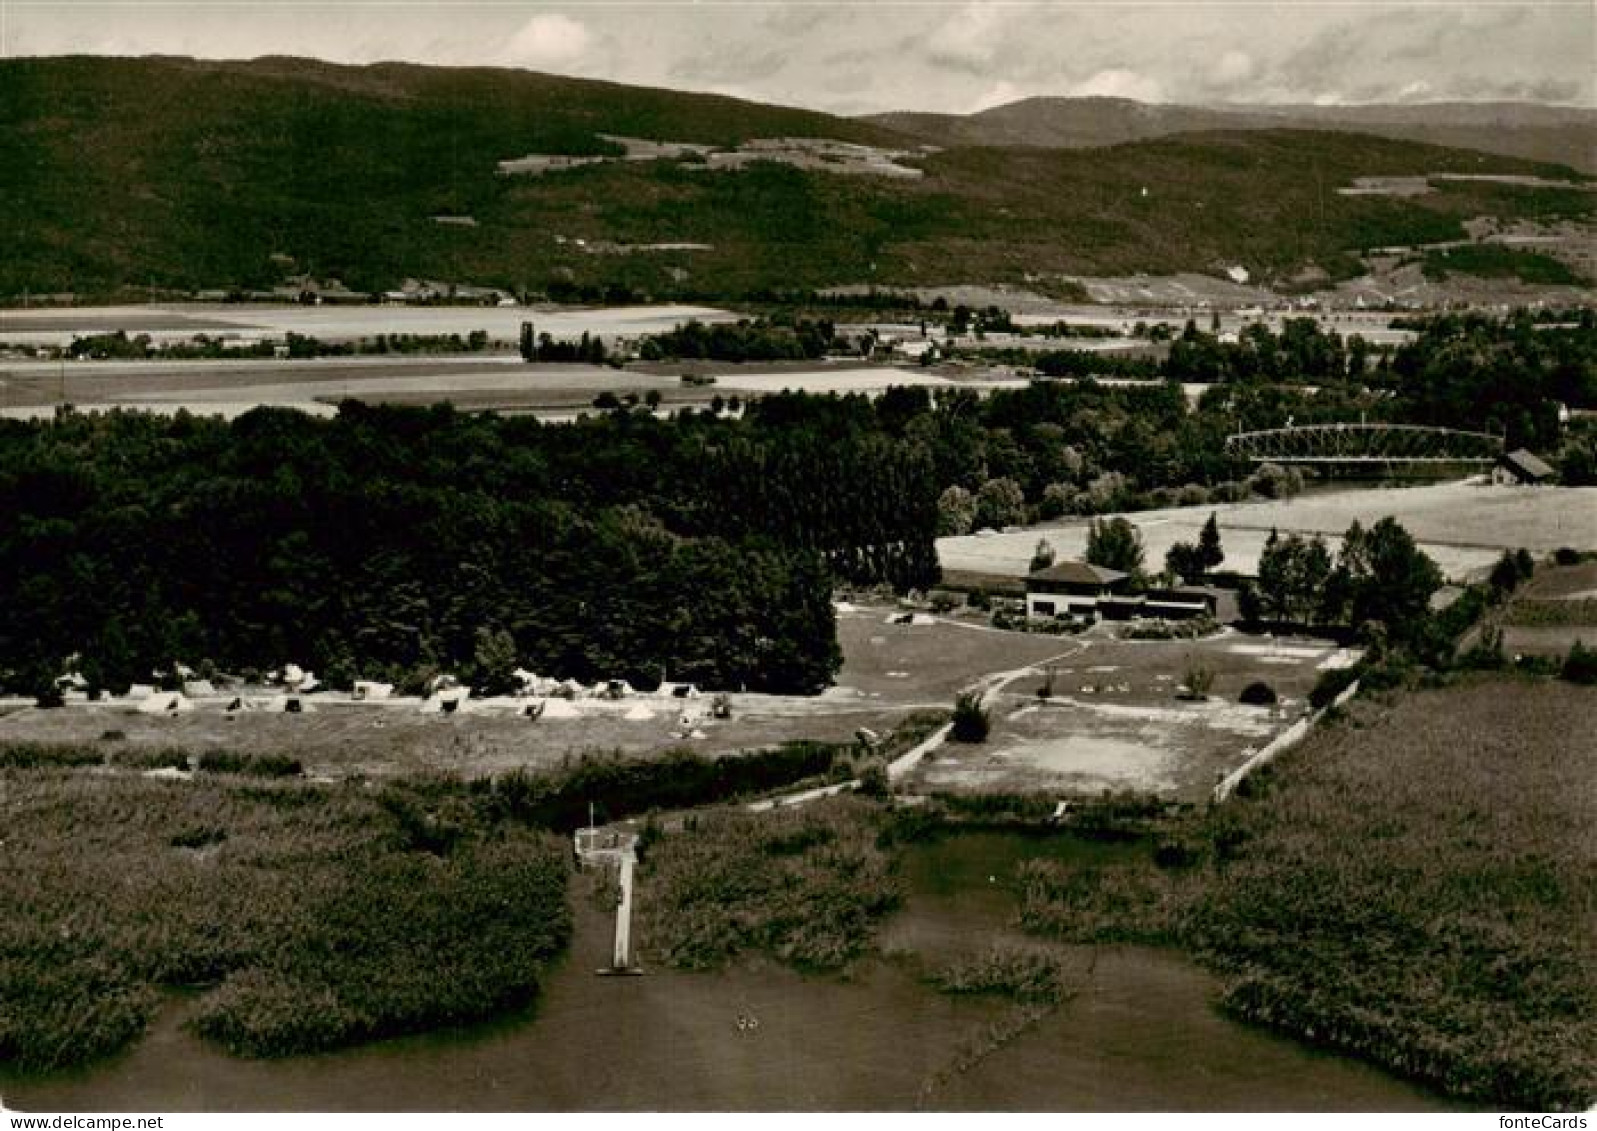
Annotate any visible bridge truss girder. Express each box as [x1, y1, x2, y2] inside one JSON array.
[[1224, 423, 1504, 465]]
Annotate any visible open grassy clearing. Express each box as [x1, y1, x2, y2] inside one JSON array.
[[0, 768, 571, 1071], [1014, 675, 1597, 1110], [0, 605, 1049, 779], [0, 694, 917, 780], [910, 630, 1349, 800], [938, 480, 1597, 584], [833, 606, 1076, 701], [0, 608, 1341, 800]]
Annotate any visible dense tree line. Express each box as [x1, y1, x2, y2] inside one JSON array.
[[637, 317, 837, 362], [518, 325, 608, 363], [62, 329, 497, 362], [956, 312, 1597, 517], [0, 399, 941, 696]]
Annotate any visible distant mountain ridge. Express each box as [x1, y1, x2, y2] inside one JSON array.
[[865, 97, 1597, 173], [1, 57, 1591, 301]]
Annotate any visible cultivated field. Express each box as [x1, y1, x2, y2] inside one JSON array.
[[1, 352, 960, 421], [0, 302, 737, 348], [0, 359, 689, 421], [1496, 559, 1597, 656], [939, 480, 1597, 583]]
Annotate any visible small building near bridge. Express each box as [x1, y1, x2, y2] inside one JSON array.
[[1493, 448, 1555, 486]]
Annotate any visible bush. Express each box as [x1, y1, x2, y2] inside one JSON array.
[[1178, 663, 1214, 700], [931, 944, 1079, 1004], [1238, 681, 1278, 706], [1555, 547, 1582, 566], [1458, 626, 1507, 670], [951, 692, 991, 743], [856, 760, 891, 799], [1562, 640, 1597, 685], [1309, 666, 1360, 711], [1154, 838, 1202, 869], [196, 751, 303, 778], [0, 742, 104, 769]]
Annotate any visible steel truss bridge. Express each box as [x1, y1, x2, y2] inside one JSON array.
[[1225, 423, 1504, 465]]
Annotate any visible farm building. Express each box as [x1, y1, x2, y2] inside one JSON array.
[[1492, 448, 1555, 486], [1025, 560, 1130, 622]]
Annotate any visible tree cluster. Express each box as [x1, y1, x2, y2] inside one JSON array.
[[637, 318, 836, 362], [0, 398, 944, 696], [1240, 517, 1443, 645]]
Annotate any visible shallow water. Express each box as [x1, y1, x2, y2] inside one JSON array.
[[2, 830, 1470, 1112]]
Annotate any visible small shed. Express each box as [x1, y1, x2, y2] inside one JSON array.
[[1493, 449, 1555, 486]]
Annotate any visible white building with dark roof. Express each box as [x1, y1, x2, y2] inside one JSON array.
[[1492, 448, 1555, 486]]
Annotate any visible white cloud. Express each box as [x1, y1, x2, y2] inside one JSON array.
[[503, 13, 591, 69], [1212, 50, 1254, 86], [925, 2, 1007, 73], [970, 80, 1024, 113], [5, 2, 1593, 114], [1070, 69, 1166, 104]]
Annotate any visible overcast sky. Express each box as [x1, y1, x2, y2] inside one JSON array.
[[4, 1, 1592, 114]]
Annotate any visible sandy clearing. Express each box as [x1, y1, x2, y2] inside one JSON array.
[[1026, 695, 1279, 735], [708, 367, 952, 393], [961, 735, 1182, 792], [1226, 643, 1329, 660]]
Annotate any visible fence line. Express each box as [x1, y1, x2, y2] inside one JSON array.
[[1212, 680, 1360, 803]]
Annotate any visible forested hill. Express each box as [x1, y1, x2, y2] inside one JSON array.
[[865, 97, 1597, 174], [2, 56, 1591, 300]]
